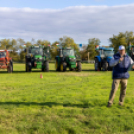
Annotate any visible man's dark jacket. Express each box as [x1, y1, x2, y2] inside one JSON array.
[[112, 53, 131, 79]]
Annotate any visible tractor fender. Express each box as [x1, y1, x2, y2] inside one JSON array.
[[106, 56, 113, 63], [55, 56, 59, 60], [95, 56, 101, 62]]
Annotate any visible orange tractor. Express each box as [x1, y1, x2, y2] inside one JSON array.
[[0, 50, 13, 73]]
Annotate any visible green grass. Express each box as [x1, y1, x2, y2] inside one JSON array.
[[0, 63, 134, 134]]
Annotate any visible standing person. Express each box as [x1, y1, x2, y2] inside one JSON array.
[[107, 45, 134, 107]]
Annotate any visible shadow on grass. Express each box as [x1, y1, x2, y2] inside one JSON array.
[[0, 70, 98, 73], [82, 69, 95, 72], [0, 101, 104, 108]]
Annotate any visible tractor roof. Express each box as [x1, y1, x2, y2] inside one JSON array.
[[99, 47, 114, 51], [0, 50, 8, 52], [29, 45, 50, 49]]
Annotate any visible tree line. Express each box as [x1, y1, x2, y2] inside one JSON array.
[[0, 31, 134, 62]]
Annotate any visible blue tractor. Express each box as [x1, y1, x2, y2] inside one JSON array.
[[94, 46, 114, 71]]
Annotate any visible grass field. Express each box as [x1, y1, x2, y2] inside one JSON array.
[[0, 63, 134, 134]]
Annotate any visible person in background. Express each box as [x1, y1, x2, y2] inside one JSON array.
[[107, 45, 134, 107]]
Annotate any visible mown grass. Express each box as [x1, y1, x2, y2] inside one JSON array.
[[0, 63, 134, 133]]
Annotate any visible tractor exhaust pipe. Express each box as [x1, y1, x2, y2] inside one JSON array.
[[59, 49, 63, 57]]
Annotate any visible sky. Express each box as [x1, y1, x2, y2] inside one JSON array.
[[0, 0, 134, 45]]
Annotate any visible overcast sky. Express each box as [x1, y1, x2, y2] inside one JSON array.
[[0, 0, 134, 45]]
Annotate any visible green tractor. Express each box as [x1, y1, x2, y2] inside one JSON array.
[[55, 47, 81, 72], [25, 45, 50, 72], [126, 45, 134, 61]]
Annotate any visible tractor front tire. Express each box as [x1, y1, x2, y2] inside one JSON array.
[[45, 61, 49, 72], [60, 62, 66, 72], [77, 62, 81, 72], [69, 68, 73, 71], [55, 60, 60, 71], [26, 64, 31, 72], [95, 58, 101, 71], [102, 61, 108, 71]]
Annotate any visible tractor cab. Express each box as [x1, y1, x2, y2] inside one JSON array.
[[62, 49, 75, 57], [0, 51, 6, 58], [99, 47, 114, 60], [28, 46, 43, 56]]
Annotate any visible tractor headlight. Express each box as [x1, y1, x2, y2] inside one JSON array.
[[69, 58, 76, 62]]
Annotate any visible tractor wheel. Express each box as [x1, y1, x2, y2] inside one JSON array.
[[95, 58, 101, 71], [69, 68, 73, 71], [26, 64, 28, 72], [7, 61, 13, 73], [77, 62, 82, 72], [102, 61, 108, 71], [42, 63, 45, 71], [10, 60, 13, 72], [60, 62, 66, 72], [55, 60, 60, 71], [26, 64, 31, 72], [45, 61, 49, 72]]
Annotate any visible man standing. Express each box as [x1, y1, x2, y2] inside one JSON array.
[[108, 45, 134, 107]]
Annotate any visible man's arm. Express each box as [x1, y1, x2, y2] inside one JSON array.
[[109, 58, 119, 67], [129, 57, 134, 64]]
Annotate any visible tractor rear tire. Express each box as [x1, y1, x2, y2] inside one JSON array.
[[45, 61, 49, 72], [77, 62, 81, 72], [95, 58, 101, 71], [8, 61, 13, 73], [60, 62, 66, 72]]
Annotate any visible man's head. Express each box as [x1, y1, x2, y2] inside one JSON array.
[[119, 45, 125, 56]]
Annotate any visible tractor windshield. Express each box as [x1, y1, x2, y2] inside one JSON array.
[[0, 52, 6, 58], [131, 47, 134, 52], [29, 48, 43, 56], [104, 50, 114, 57], [63, 49, 75, 57]]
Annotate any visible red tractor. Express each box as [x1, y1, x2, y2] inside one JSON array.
[[0, 50, 13, 73]]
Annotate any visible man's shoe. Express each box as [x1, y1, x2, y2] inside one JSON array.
[[107, 102, 112, 107], [119, 102, 123, 106]]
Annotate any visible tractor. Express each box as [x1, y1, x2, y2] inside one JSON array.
[[25, 45, 50, 72], [55, 47, 81, 72], [94, 46, 114, 71], [126, 45, 134, 61], [0, 50, 13, 73]]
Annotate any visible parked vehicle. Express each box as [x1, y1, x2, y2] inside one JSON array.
[[55, 47, 81, 72], [25, 45, 50, 72], [95, 46, 114, 71], [0, 50, 13, 73]]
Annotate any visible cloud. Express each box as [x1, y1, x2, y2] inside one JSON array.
[[0, 4, 134, 45]]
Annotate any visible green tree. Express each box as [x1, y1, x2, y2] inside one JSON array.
[[59, 36, 79, 50], [50, 41, 60, 59], [37, 40, 50, 46], [87, 38, 100, 59], [109, 31, 134, 52]]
